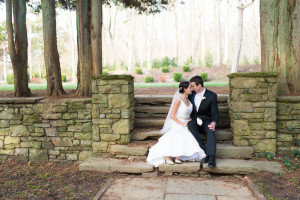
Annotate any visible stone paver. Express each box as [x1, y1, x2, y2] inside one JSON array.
[[99, 177, 256, 200]]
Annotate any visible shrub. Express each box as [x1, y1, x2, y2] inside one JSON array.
[[144, 76, 154, 83], [135, 62, 141, 68], [182, 65, 191, 72], [119, 61, 128, 70], [135, 68, 143, 74], [242, 55, 249, 65], [200, 72, 208, 81], [6, 74, 14, 84], [151, 59, 160, 69], [158, 75, 166, 82], [204, 52, 213, 68], [33, 71, 39, 78], [102, 70, 108, 75], [173, 72, 182, 82], [61, 75, 67, 82], [170, 57, 177, 67], [161, 66, 170, 73], [161, 57, 171, 68]]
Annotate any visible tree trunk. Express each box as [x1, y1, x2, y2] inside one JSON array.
[[261, 0, 300, 95], [201, 14, 205, 63], [172, 0, 179, 64], [223, 0, 229, 65], [28, 24, 32, 79], [128, 9, 135, 71], [75, 0, 92, 96], [41, 0, 65, 96], [6, 0, 31, 97], [68, 10, 76, 83], [231, 3, 243, 73], [91, 0, 102, 75], [214, 0, 222, 66], [147, 14, 153, 69]]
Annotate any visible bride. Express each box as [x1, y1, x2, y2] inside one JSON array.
[[146, 81, 206, 167]]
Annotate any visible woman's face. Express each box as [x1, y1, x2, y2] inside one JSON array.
[[184, 84, 193, 95]]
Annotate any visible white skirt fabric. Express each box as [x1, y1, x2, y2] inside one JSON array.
[[146, 120, 206, 167]]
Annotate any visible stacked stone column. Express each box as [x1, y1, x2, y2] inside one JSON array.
[[92, 75, 134, 153], [228, 72, 278, 153]]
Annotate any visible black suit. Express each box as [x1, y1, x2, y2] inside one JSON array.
[[188, 89, 219, 156]]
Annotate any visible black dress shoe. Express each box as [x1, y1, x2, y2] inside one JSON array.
[[208, 156, 216, 168], [200, 157, 209, 163]]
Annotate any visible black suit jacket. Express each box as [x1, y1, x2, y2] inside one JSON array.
[[188, 89, 219, 125]]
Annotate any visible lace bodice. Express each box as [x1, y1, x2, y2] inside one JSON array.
[[175, 98, 193, 121]]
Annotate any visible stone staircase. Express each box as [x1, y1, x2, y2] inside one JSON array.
[[79, 95, 283, 175]]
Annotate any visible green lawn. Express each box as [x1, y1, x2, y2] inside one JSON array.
[[0, 81, 228, 91]]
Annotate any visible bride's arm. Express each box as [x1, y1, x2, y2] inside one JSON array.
[[170, 99, 186, 126]]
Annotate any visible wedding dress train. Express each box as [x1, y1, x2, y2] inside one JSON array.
[[146, 98, 206, 167]]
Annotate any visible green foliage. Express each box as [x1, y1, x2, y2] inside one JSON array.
[[292, 139, 300, 147], [142, 61, 148, 68], [262, 152, 275, 161], [291, 149, 300, 158], [198, 59, 203, 67], [104, 63, 116, 71], [6, 74, 14, 85], [200, 72, 208, 81], [61, 75, 67, 82], [102, 70, 108, 75], [144, 76, 154, 83], [182, 65, 191, 72], [204, 52, 213, 68], [253, 57, 260, 64], [173, 72, 182, 82], [170, 57, 177, 67], [242, 55, 249, 65], [135, 68, 143, 74], [161, 66, 170, 73], [33, 71, 40, 78], [119, 61, 128, 71], [161, 56, 171, 68], [151, 59, 160, 69]]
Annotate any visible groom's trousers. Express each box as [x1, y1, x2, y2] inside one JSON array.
[[187, 120, 216, 156]]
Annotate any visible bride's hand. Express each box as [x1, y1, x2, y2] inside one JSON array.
[[182, 120, 192, 127]]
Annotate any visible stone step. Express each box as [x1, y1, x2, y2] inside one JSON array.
[[132, 129, 233, 141], [135, 106, 229, 119], [134, 118, 230, 129], [203, 159, 283, 174], [79, 157, 153, 173], [79, 157, 283, 175], [110, 142, 254, 160]]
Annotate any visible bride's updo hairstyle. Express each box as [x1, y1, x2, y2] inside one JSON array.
[[179, 81, 190, 93]]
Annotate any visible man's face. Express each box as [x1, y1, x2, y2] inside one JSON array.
[[190, 82, 202, 93]]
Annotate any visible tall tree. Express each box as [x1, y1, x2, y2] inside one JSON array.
[[223, 0, 229, 65], [260, 0, 300, 95], [41, 0, 66, 96], [6, 0, 31, 97], [0, 22, 7, 83], [214, 0, 222, 66], [231, 0, 254, 73]]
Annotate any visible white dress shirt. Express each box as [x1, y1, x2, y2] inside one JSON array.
[[194, 88, 206, 111]]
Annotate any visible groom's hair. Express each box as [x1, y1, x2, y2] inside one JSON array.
[[190, 76, 204, 87]]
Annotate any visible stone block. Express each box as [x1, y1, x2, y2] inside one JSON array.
[[241, 94, 267, 102], [49, 150, 60, 155], [66, 101, 85, 112], [233, 139, 249, 146], [0, 120, 9, 128], [52, 105, 67, 113], [78, 110, 91, 120], [74, 132, 92, 140], [62, 113, 78, 120], [117, 135, 130, 144], [42, 142, 55, 150], [98, 85, 121, 94], [92, 94, 108, 104], [108, 94, 130, 108], [82, 122, 92, 132], [0, 149, 14, 155], [4, 136, 20, 144], [92, 141, 108, 152], [23, 114, 42, 123], [92, 125, 100, 141], [79, 151, 93, 161], [0, 140, 3, 148], [232, 120, 251, 135], [277, 134, 293, 142], [230, 102, 253, 113], [15, 148, 28, 156], [66, 154, 78, 161], [112, 119, 130, 134], [45, 128, 58, 136], [51, 137, 73, 147], [0, 128, 10, 136], [251, 139, 276, 153], [250, 122, 276, 131], [81, 140, 92, 146], [29, 149, 48, 163], [20, 108, 34, 115], [101, 134, 120, 141], [11, 125, 29, 136], [20, 141, 42, 148], [264, 108, 276, 122], [230, 77, 258, 89]]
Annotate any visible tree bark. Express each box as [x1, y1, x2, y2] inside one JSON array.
[[6, 0, 31, 97], [2, 41, 7, 83], [41, 0, 65, 96], [91, 0, 102, 75], [261, 0, 300, 95], [28, 24, 32, 79]]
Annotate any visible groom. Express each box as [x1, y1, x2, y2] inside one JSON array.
[[188, 76, 219, 167]]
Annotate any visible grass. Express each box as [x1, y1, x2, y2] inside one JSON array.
[[0, 81, 228, 91]]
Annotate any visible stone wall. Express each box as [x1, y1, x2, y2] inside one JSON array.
[[91, 75, 135, 153], [277, 96, 300, 150], [0, 98, 93, 162], [228, 72, 278, 153]]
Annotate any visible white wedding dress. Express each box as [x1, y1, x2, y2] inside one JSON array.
[[146, 98, 206, 167]]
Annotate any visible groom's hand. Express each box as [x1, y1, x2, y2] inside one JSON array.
[[208, 121, 216, 131]]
